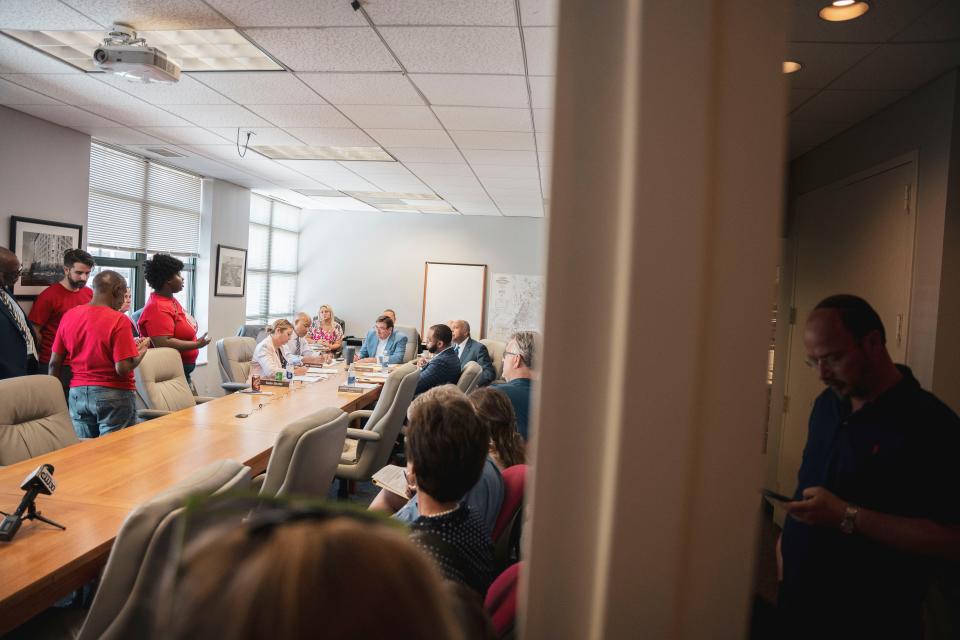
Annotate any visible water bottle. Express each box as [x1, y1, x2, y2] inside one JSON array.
[[285, 362, 294, 381], [379, 352, 388, 371], [347, 362, 356, 386]]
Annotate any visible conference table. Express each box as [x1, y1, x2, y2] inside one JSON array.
[[0, 364, 382, 635]]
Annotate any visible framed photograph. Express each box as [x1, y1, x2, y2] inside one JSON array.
[[9, 216, 83, 299], [215, 244, 247, 297]]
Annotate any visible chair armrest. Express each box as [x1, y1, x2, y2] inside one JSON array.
[[194, 396, 216, 404], [137, 409, 172, 420], [345, 428, 382, 442], [221, 382, 250, 393], [347, 409, 374, 426]]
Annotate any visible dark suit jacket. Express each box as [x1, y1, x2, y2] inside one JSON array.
[[0, 288, 39, 380], [457, 337, 497, 387], [415, 347, 462, 395]]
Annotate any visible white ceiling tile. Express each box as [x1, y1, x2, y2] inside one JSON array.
[[306, 196, 379, 212], [338, 161, 414, 177], [0, 0, 105, 29], [404, 162, 474, 177], [528, 75, 554, 108], [90, 101, 195, 127], [369, 129, 454, 148], [276, 159, 379, 189], [829, 42, 960, 92], [1, 73, 120, 104], [245, 28, 400, 72], [283, 127, 377, 146], [0, 36, 84, 73], [189, 72, 325, 105], [483, 177, 543, 191], [63, 0, 232, 29], [208, 127, 305, 145], [297, 72, 423, 105], [535, 130, 551, 152], [98, 74, 233, 104], [522, 27, 556, 76], [380, 27, 523, 74], [451, 130, 535, 150], [304, 172, 379, 191], [791, 90, 907, 124], [420, 175, 484, 191], [0, 77, 59, 104], [519, 0, 559, 26], [337, 104, 440, 129], [789, 88, 818, 112], [789, 118, 855, 149], [433, 106, 531, 132], [411, 74, 529, 107], [790, 0, 941, 43], [138, 126, 232, 145], [365, 1, 516, 26], [10, 103, 118, 127], [368, 177, 430, 191], [163, 104, 272, 127], [458, 209, 502, 216], [532, 108, 552, 132], [785, 42, 877, 90], [246, 104, 353, 128], [389, 147, 464, 163], [893, 0, 960, 42], [472, 164, 540, 179], [537, 150, 551, 165], [81, 126, 165, 144], [463, 149, 537, 166], [203, 0, 365, 27]]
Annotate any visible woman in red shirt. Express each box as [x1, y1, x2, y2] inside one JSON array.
[[137, 254, 210, 383]]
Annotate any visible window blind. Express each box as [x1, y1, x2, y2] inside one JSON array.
[[88, 143, 202, 256], [246, 194, 301, 324]]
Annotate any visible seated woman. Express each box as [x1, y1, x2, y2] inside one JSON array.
[[250, 318, 307, 380], [469, 386, 526, 470], [309, 304, 343, 353], [137, 254, 210, 383]]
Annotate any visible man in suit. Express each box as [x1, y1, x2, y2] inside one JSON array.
[[449, 319, 496, 387], [0, 246, 39, 379], [414, 323, 462, 395], [355, 314, 408, 365]]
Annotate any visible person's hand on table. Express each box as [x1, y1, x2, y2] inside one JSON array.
[[784, 486, 846, 528], [294, 366, 308, 376]]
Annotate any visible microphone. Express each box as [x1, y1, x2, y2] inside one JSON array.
[[0, 463, 64, 542]]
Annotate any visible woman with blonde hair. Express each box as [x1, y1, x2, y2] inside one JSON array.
[[310, 304, 343, 352], [250, 318, 306, 380]]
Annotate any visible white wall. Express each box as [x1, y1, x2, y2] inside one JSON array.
[[192, 179, 251, 397], [296, 211, 545, 338], [0, 105, 90, 313]]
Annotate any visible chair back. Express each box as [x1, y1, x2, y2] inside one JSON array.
[[0, 375, 79, 465], [135, 347, 195, 412], [481, 339, 507, 380], [492, 464, 527, 541], [485, 562, 523, 639], [77, 459, 251, 640], [457, 361, 483, 394], [394, 324, 420, 362], [236, 324, 268, 343], [216, 337, 255, 384], [131, 308, 144, 337], [259, 407, 349, 497]]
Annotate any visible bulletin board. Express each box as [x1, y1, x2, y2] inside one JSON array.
[[421, 262, 487, 338]]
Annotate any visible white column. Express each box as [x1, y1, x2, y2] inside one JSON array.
[[521, 0, 787, 637]]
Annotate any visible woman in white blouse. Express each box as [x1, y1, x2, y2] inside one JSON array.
[[250, 319, 307, 380]]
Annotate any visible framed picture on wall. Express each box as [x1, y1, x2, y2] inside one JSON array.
[[8, 216, 83, 299], [215, 244, 247, 297]]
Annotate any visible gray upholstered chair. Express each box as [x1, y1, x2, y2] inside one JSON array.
[[481, 338, 507, 381], [135, 348, 215, 420], [236, 324, 268, 343], [215, 337, 255, 394], [394, 324, 420, 363], [76, 459, 251, 640], [336, 363, 419, 490], [0, 375, 80, 465], [457, 361, 483, 394], [252, 407, 349, 497]]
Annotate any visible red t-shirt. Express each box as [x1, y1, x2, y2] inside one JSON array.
[[51, 305, 140, 390], [137, 293, 199, 364], [27, 283, 92, 364]]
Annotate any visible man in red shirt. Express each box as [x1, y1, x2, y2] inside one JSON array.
[[29, 248, 95, 395], [49, 270, 150, 438]]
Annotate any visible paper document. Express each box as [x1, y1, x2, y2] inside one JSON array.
[[293, 375, 326, 383], [308, 367, 338, 374], [372, 465, 410, 499], [238, 390, 273, 395]]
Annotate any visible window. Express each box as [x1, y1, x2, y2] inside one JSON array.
[[88, 250, 196, 317], [246, 195, 301, 324]]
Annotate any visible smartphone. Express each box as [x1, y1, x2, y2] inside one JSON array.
[[760, 488, 794, 502]]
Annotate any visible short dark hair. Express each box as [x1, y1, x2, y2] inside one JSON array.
[[144, 253, 184, 290], [429, 323, 452, 346], [406, 385, 489, 503], [376, 314, 394, 329], [814, 294, 886, 344], [63, 248, 94, 268]]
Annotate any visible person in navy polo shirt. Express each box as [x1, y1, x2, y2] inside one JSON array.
[[493, 331, 536, 440], [778, 295, 960, 639]]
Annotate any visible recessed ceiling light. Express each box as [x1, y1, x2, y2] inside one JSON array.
[[253, 146, 395, 161], [819, 1, 870, 22], [782, 60, 803, 74], [343, 191, 460, 214], [1, 28, 283, 72]]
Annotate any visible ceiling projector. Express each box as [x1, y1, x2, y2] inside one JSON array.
[[93, 24, 180, 84]]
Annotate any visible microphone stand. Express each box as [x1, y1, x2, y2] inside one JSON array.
[[0, 497, 66, 531]]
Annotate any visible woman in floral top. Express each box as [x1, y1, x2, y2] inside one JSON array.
[[310, 304, 343, 352]]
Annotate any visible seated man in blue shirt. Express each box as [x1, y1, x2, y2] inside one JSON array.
[[494, 330, 536, 440], [414, 323, 462, 395], [355, 314, 408, 365]]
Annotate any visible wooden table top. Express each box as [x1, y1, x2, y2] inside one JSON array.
[[0, 364, 380, 634]]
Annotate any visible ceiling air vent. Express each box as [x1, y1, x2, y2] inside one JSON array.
[[145, 147, 185, 158]]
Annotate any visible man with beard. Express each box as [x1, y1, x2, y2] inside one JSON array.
[[414, 323, 462, 396], [29, 248, 95, 395], [778, 294, 960, 639]]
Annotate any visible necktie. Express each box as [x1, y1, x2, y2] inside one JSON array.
[[455, 343, 461, 357], [0, 290, 37, 359]]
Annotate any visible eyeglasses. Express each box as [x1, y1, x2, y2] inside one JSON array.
[[503, 351, 519, 358], [804, 352, 845, 369]]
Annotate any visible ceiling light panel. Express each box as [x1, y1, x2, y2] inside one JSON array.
[[379, 27, 524, 74], [1, 29, 283, 72], [253, 146, 395, 161], [819, 2, 870, 22], [410, 74, 530, 108], [244, 28, 399, 72]]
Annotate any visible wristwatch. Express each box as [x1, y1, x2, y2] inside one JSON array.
[[840, 504, 859, 535]]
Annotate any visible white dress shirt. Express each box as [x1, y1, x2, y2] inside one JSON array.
[[250, 338, 286, 380]]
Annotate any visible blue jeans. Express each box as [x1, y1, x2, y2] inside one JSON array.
[[68, 386, 137, 438]]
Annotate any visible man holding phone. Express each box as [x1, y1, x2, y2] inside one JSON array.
[[777, 295, 960, 639]]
